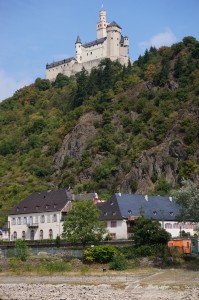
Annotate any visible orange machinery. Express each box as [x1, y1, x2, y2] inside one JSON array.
[[168, 239, 191, 254]]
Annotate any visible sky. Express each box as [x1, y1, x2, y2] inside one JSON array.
[[0, 0, 199, 102]]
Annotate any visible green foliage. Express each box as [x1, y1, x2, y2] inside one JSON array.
[[109, 253, 127, 270], [133, 217, 171, 247], [62, 200, 106, 247], [172, 179, 199, 222], [15, 239, 28, 261], [155, 178, 172, 195], [83, 245, 117, 263]]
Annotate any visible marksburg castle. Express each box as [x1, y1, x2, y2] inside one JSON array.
[[46, 7, 130, 81]]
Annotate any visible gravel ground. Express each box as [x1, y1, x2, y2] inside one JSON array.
[[0, 273, 199, 300]]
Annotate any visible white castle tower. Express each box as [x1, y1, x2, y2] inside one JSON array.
[[46, 7, 130, 81], [96, 7, 109, 39]]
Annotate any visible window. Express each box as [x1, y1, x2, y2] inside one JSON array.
[[53, 214, 57, 222], [23, 217, 27, 225], [169, 212, 174, 216], [29, 216, 33, 225], [47, 215, 51, 223], [40, 215, 45, 223], [22, 231, 26, 240], [12, 218, 16, 225], [153, 211, 157, 216], [49, 229, 53, 239], [30, 230, 34, 240], [165, 223, 172, 229], [46, 205, 49, 209], [13, 231, 17, 241], [17, 217, 21, 225], [110, 221, 117, 228], [40, 230, 43, 240]]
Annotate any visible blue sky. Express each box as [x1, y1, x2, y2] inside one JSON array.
[[0, 0, 199, 101]]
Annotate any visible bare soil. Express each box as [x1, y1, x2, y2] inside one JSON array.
[[0, 269, 199, 299]]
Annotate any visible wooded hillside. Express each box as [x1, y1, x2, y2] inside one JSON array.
[[0, 36, 199, 226]]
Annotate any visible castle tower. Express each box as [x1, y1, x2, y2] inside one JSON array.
[[96, 7, 109, 39], [106, 21, 122, 60], [75, 35, 82, 63]]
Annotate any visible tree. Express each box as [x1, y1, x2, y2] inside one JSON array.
[[133, 217, 171, 246], [172, 180, 199, 222], [62, 200, 106, 247]]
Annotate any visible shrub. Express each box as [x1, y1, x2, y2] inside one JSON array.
[[83, 245, 117, 263], [109, 253, 127, 271], [15, 239, 28, 261]]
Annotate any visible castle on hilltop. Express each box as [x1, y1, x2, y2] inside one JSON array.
[[46, 7, 130, 81]]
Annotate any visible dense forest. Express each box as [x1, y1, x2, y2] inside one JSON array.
[[0, 36, 199, 226]]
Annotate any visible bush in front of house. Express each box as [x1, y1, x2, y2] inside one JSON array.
[[109, 253, 127, 270], [83, 245, 117, 263]]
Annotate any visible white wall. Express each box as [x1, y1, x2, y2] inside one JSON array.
[[106, 219, 127, 240], [8, 211, 64, 241]]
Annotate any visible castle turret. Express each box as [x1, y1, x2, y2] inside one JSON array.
[[75, 35, 82, 63], [106, 21, 122, 60], [96, 7, 109, 39]]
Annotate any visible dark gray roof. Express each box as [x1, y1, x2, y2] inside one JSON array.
[[115, 193, 180, 221], [75, 35, 82, 44], [9, 190, 69, 215], [46, 57, 76, 69], [83, 37, 106, 48], [107, 21, 122, 29], [120, 35, 124, 44], [98, 193, 180, 221], [97, 199, 123, 221]]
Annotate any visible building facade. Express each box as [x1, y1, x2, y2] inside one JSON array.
[[46, 8, 130, 81], [98, 193, 197, 240], [8, 190, 72, 241], [8, 191, 196, 241]]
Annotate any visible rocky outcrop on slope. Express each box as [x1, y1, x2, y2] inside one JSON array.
[[54, 112, 101, 171]]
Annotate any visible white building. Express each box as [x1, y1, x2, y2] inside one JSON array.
[[8, 190, 73, 241], [97, 193, 197, 240], [46, 7, 130, 81]]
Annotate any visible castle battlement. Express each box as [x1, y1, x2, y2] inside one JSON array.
[[46, 8, 130, 81]]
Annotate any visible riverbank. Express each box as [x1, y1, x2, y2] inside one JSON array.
[[0, 269, 199, 300]]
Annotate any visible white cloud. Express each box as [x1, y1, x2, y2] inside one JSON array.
[[139, 29, 177, 51], [0, 69, 32, 102]]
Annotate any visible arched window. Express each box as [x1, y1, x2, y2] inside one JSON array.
[[53, 214, 57, 222], [23, 217, 27, 225], [40, 230, 43, 240], [49, 229, 53, 239], [22, 231, 26, 240], [30, 230, 34, 240], [13, 231, 17, 241], [12, 218, 16, 225], [17, 217, 21, 225]]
